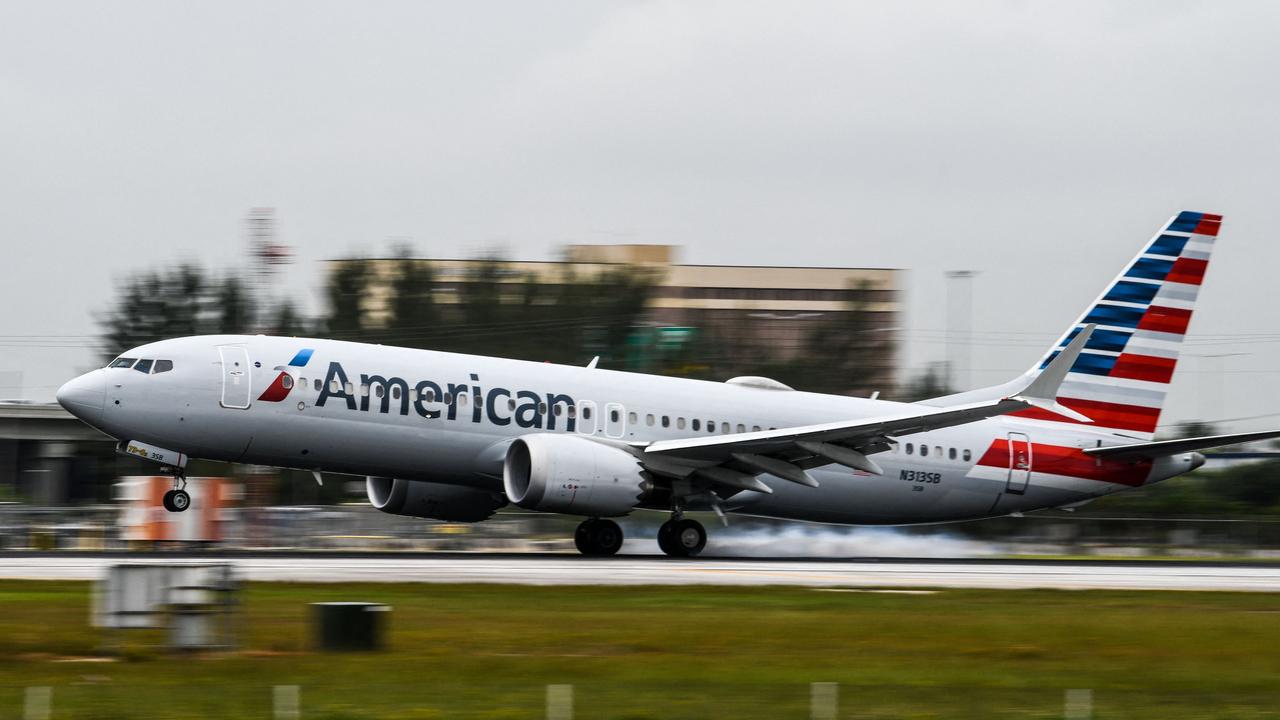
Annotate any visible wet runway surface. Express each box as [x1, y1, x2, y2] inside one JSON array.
[[1, 553, 1278, 591]]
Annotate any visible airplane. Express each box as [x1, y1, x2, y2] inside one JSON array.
[[56, 210, 1280, 557]]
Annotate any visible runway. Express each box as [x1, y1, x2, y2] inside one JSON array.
[[1, 554, 1278, 591]]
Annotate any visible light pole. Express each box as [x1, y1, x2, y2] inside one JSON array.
[[945, 270, 978, 391]]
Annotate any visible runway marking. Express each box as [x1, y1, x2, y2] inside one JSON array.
[[0, 555, 1277, 591]]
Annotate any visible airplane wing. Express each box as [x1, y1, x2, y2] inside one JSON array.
[[636, 325, 1097, 495], [1083, 429, 1280, 460]]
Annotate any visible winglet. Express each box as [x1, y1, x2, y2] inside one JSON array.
[[1008, 323, 1095, 423]]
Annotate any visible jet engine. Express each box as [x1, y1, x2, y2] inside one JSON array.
[[503, 434, 649, 516], [366, 476, 507, 523]]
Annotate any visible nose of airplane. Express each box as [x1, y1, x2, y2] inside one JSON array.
[[56, 370, 106, 427]]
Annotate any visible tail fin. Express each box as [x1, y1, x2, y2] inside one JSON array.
[[1011, 211, 1222, 439]]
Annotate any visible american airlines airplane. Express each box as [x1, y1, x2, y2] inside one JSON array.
[[56, 211, 1279, 556]]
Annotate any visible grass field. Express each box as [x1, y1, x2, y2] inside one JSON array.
[[1, 580, 1278, 719]]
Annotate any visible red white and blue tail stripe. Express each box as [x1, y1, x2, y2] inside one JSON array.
[[1012, 211, 1222, 439]]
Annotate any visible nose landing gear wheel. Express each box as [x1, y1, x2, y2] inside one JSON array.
[[161, 489, 191, 513], [574, 518, 623, 556], [658, 518, 706, 557]]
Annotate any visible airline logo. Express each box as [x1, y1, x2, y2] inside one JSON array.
[[1014, 211, 1221, 438], [257, 348, 314, 402]]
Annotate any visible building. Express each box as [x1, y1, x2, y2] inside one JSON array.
[[0, 401, 115, 505], [329, 245, 901, 394]]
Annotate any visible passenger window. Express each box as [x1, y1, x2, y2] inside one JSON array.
[[444, 393, 453, 405], [153, 360, 174, 373], [536, 401, 545, 413], [610, 409, 620, 422], [344, 382, 354, 395], [553, 404, 563, 416], [677, 417, 686, 430], [949, 448, 956, 460], [921, 445, 929, 457], [935, 446, 943, 458], [508, 399, 517, 411], [708, 422, 716, 434], [568, 405, 576, 419], [752, 425, 761, 432], [736, 423, 746, 433], [722, 422, 731, 433], [133, 359, 153, 374], [359, 384, 369, 397], [906, 443, 914, 455], [109, 357, 137, 369], [408, 388, 417, 401], [646, 414, 655, 426], [963, 449, 972, 462], [281, 374, 294, 390], [391, 385, 400, 400], [583, 406, 592, 420], [314, 378, 322, 391], [461, 394, 470, 407], [427, 389, 436, 402], [629, 411, 638, 424], [692, 419, 700, 431]]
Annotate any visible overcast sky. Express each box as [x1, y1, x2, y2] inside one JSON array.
[[2, 1, 1278, 432]]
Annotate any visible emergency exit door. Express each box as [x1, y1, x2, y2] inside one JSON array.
[[1006, 432, 1031, 494], [218, 346, 251, 409]]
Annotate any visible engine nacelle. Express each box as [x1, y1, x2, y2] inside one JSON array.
[[503, 434, 648, 517], [366, 477, 507, 523]]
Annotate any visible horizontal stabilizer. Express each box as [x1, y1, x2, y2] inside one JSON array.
[[1084, 429, 1280, 460]]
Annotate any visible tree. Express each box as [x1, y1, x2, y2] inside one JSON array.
[[387, 254, 439, 349], [324, 260, 368, 339], [268, 300, 307, 337], [897, 363, 956, 402], [214, 276, 253, 335], [741, 280, 899, 396], [99, 265, 280, 361]]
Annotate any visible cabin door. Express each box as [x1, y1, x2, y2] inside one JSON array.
[[218, 345, 252, 409], [1006, 432, 1032, 494]]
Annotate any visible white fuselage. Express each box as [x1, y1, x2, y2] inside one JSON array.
[[59, 335, 1198, 525]]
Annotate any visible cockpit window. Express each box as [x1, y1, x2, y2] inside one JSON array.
[[109, 357, 137, 369], [153, 360, 174, 374], [134, 359, 154, 374]]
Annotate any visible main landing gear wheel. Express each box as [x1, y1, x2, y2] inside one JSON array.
[[658, 518, 706, 558], [574, 518, 624, 556], [162, 489, 191, 513]]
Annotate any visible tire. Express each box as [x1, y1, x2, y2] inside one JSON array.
[[574, 519, 598, 555], [161, 490, 176, 512], [591, 519, 623, 557], [670, 519, 706, 557], [170, 489, 191, 513], [657, 520, 678, 556]]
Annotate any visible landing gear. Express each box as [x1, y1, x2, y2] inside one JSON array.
[[574, 518, 624, 556], [658, 518, 706, 557], [162, 472, 190, 513]]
